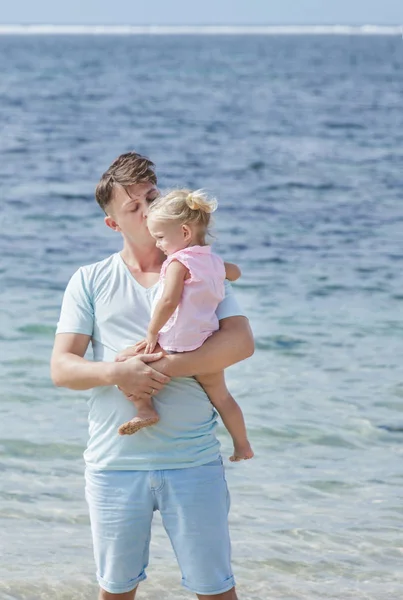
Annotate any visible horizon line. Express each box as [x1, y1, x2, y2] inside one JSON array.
[[0, 24, 401, 35]]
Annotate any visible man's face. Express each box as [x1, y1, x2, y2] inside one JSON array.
[[105, 181, 159, 243]]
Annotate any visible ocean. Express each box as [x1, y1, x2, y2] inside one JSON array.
[[0, 31, 402, 599]]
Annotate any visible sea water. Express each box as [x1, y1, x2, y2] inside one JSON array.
[[0, 32, 402, 599]]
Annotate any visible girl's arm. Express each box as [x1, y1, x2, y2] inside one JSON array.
[[145, 260, 188, 352], [224, 262, 241, 281]]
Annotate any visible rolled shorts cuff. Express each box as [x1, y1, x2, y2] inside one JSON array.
[[97, 571, 147, 594], [182, 574, 236, 596]]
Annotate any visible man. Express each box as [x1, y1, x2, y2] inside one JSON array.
[[51, 152, 254, 600]]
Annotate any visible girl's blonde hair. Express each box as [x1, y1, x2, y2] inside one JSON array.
[[148, 189, 217, 234]]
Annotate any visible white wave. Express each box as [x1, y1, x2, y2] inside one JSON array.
[[0, 24, 401, 35]]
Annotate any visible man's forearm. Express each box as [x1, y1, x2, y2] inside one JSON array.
[[155, 316, 254, 378], [51, 353, 115, 390]]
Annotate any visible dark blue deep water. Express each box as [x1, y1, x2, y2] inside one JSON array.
[[0, 34, 402, 599]]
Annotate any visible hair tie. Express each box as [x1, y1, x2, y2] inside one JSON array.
[[186, 193, 197, 209]]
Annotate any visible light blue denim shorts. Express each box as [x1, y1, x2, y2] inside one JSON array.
[[85, 457, 235, 595]]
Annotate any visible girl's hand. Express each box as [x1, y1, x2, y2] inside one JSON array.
[[115, 341, 146, 362], [145, 333, 159, 355], [115, 341, 166, 363]]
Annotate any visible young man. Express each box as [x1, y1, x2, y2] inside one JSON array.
[[51, 152, 254, 600]]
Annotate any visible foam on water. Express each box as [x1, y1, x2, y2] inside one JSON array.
[[0, 24, 401, 35]]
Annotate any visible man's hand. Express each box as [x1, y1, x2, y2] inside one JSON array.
[[113, 354, 170, 401], [115, 341, 167, 362]]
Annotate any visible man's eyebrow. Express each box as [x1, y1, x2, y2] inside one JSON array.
[[122, 188, 140, 205], [123, 186, 157, 206], [123, 197, 138, 207]]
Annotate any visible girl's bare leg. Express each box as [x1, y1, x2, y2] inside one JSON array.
[[195, 371, 254, 461], [118, 397, 159, 435], [114, 346, 160, 435]]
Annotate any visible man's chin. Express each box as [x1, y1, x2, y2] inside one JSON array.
[[141, 232, 158, 247]]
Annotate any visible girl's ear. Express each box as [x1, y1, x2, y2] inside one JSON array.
[[182, 224, 192, 240], [105, 215, 121, 232]]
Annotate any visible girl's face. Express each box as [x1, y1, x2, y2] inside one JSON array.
[[147, 216, 191, 255]]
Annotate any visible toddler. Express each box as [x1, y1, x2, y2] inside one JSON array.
[[118, 189, 253, 462]]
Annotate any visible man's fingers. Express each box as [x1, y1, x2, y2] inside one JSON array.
[[149, 369, 171, 385], [148, 379, 165, 392], [131, 392, 155, 401], [140, 352, 163, 363], [115, 350, 137, 362], [125, 393, 145, 402], [115, 355, 129, 362], [134, 341, 147, 350], [118, 380, 164, 398], [115, 342, 147, 362]]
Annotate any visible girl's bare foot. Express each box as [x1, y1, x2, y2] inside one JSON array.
[[118, 412, 160, 435], [229, 441, 254, 462]]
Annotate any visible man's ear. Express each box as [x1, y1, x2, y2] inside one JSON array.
[[105, 215, 121, 232], [182, 224, 192, 240]]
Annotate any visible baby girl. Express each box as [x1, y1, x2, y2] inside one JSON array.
[[118, 189, 253, 462]]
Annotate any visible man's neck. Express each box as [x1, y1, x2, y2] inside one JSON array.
[[120, 241, 165, 273]]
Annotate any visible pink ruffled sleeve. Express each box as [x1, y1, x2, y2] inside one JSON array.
[[160, 250, 200, 284]]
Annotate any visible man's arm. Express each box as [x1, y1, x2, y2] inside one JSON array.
[[114, 280, 253, 384], [224, 262, 241, 282], [51, 333, 170, 397], [51, 332, 106, 389], [152, 315, 254, 378], [52, 267, 169, 397]]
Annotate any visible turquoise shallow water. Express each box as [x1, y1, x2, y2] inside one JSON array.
[[0, 33, 403, 599]]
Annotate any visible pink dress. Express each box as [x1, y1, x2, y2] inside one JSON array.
[[152, 245, 226, 352]]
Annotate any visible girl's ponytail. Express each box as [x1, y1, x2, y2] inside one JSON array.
[[147, 188, 217, 242], [185, 190, 217, 214]]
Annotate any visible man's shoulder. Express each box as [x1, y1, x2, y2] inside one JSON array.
[[66, 254, 119, 296], [77, 253, 118, 279]]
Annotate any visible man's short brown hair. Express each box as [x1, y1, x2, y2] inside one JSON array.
[[95, 152, 157, 213]]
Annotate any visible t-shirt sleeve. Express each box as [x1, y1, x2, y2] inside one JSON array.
[[56, 268, 94, 336], [216, 280, 246, 321]]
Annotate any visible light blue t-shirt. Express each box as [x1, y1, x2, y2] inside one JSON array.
[[56, 252, 245, 470]]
